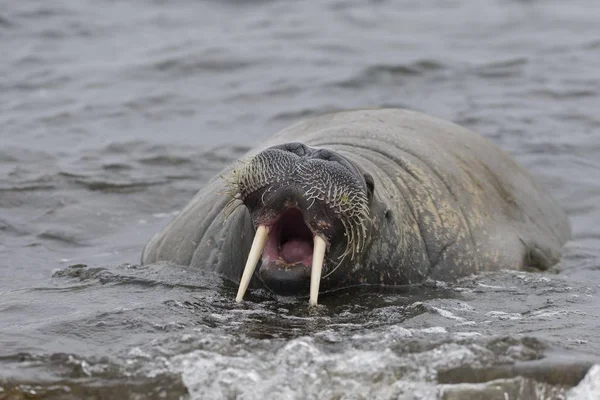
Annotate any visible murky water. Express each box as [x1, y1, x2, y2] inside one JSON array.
[[2, 0, 600, 398]]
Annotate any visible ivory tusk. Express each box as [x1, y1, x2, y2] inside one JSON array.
[[309, 235, 327, 306], [236, 225, 269, 303]]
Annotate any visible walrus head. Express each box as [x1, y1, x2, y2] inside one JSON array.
[[225, 142, 375, 305]]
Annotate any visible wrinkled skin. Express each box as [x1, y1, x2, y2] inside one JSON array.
[[142, 109, 571, 295]]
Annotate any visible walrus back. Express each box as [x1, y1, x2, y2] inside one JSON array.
[[263, 108, 571, 276]]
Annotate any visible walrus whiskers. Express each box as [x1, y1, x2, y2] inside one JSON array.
[[310, 235, 327, 306], [235, 225, 269, 302]]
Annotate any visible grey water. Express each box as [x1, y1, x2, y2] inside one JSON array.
[[1, 0, 600, 398]]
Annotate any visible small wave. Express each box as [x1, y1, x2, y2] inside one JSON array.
[[270, 105, 346, 122], [583, 39, 600, 49], [122, 93, 183, 113], [0, 184, 56, 192], [52, 264, 158, 287], [99, 140, 240, 169], [14, 5, 73, 19], [102, 140, 153, 155], [73, 178, 169, 193], [224, 84, 303, 103], [52, 264, 109, 280], [0, 14, 14, 28], [0, 352, 187, 400], [531, 88, 597, 100], [146, 54, 258, 78], [203, 0, 277, 5], [438, 356, 595, 388], [138, 155, 192, 166], [333, 59, 446, 89], [102, 162, 134, 171], [5, 73, 72, 92], [37, 229, 88, 247], [0, 147, 56, 164], [52, 263, 224, 290], [472, 57, 528, 79], [0, 218, 26, 236]]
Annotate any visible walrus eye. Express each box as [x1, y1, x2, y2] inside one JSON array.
[[364, 173, 374, 199]]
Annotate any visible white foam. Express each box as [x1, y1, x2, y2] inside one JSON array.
[[485, 311, 522, 320], [418, 326, 448, 334], [567, 364, 600, 400], [168, 334, 486, 400], [429, 306, 466, 322]]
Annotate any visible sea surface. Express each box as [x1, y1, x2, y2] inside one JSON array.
[[1, 0, 600, 399]]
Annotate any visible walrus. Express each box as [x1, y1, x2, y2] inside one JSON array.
[[142, 109, 571, 305]]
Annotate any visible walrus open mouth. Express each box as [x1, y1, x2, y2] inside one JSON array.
[[263, 208, 314, 266], [235, 208, 327, 306]]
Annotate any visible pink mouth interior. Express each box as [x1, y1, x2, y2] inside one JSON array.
[[263, 208, 314, 266]]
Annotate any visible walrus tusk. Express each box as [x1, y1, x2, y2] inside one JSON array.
[[236, 225, 269, 303], [309, 235, 327, 306]]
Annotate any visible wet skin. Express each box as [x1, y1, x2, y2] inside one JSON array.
[[142, 109, 571, 300]]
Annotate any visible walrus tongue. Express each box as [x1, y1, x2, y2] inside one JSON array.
[[281, 239, 312, 264]]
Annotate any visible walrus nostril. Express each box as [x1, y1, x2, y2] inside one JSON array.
[[270, 142, 309, 157]]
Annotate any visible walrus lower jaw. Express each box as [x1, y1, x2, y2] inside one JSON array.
[[235, 224, 327, 306]]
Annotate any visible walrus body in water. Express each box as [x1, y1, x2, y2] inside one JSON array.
[[142, 109, 570, 304]]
